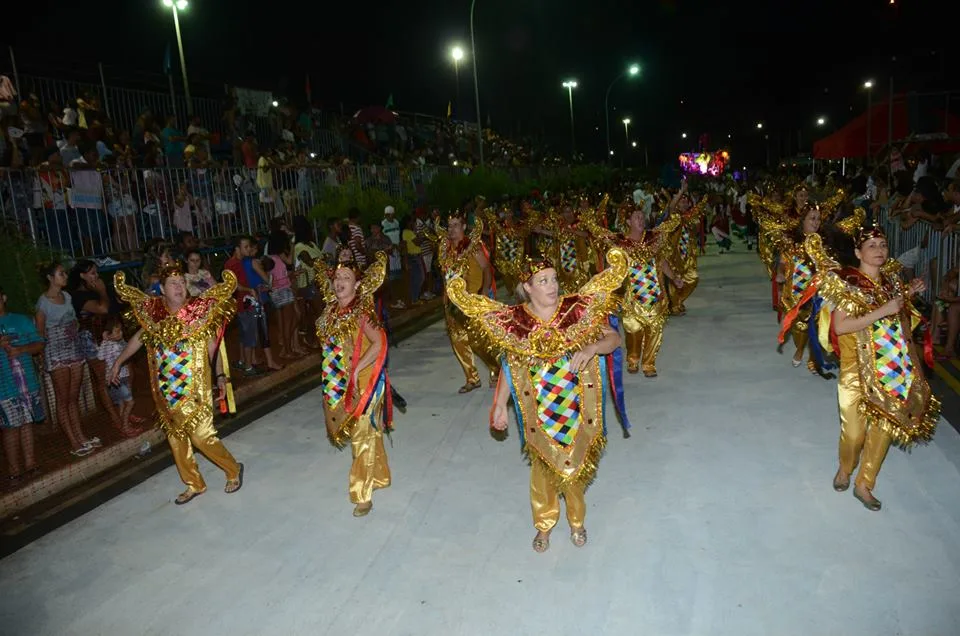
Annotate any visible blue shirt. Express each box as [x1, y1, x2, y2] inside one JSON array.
[[0, 313, 44, 401], [161, 126, 185, 158]]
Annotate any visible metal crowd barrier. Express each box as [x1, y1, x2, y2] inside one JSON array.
[[873, 205, 954, 306], [0, 164, 478, 258]]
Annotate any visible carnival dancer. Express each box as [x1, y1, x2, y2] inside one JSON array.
[[446, 247, 629, 552], [585, 197, 682, 377], [801, 230, 939, 511], [314, 252, 392, 517], [110, 264, 243, 505], [776, 206, 865, 374], [666, 187, 707, 316], [480, 203, 532, 297], [438, 212, 499, 393]]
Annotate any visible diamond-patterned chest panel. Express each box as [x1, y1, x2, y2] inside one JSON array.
[[157, 343, 193, 408], [679, 228, 690, 259], [791, 257, 812, 297], [529, 357, 581, 447], [321, 339, 348, 408], [499, 236, 520, 262], [871, 320, 914, 401], [559, 239, 577, 273], [629, 262, 662, 306]]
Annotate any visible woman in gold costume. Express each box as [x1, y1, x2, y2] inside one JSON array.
[[446, 247, 628, 552], [315, 253, 392, 517], [803, 229, 938, 511], [480, 202, 532, 296], [110, 264, 243, 505], [585, 197, 682, 377], [665, 190, 707, 316], [531, 200, 594, 293], [438, 212, 499, 393]]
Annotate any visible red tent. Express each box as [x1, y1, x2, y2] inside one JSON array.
[[813, 96, 960, 159]]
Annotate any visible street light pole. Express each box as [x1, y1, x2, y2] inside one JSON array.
[[164, 0, 192, 116], [622, 118, 630, 168], [563, 80, 578, 158], [864, 80, 874, 165], [604, 63, 640, 159], [469, 0, 483, 166]]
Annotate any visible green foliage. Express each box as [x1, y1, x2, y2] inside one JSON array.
[[0, 225, 62, 315], [308, 179, 412, 230], [426, 165, 614, 208]]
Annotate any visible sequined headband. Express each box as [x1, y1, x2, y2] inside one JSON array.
[[447, 209, 466, 223], [520, 257, 554, 283], [157, 262, 185, 282], [334, 260, 363, 278], [856, 224, 886, 246]]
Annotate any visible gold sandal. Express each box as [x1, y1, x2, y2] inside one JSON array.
[[532, 532, 550, 553], [458, 381, 481, 394], [353, 502, 373, 517], [570, 527, 587, 547], [224, 463, 244, 494], [175, 489, 204, 505]]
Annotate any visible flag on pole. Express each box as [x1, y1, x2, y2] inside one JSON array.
[[385, 93, 394, 109], [163, 43, 172, 75], [446, 101, 452, 118], [305, 74, 312, 105]]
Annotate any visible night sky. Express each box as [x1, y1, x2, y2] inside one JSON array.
[[5, 0, 951, 164]]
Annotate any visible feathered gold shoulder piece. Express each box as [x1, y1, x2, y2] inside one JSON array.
[[803, 233, 839, 274], [580, 247, 629, 299], [359, 252, 388, 299], [113, 271, 148, 307], [834, 207, 865, 237], [311, 260, 336, 304]]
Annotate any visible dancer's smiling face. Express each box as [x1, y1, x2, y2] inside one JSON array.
[[802, 207, 821, 235]]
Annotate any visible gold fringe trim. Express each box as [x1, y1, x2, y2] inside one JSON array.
[[858, 395, 941, 449], [522, 430, 607, 491], [157, 403, 214, 441]]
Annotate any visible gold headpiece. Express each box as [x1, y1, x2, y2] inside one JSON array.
[[856, 224, 886, 247], [519, 256, 555, 283], [334, 259, 364, 279], [157, 262, 185, 283], [448, 209, 467, 222]]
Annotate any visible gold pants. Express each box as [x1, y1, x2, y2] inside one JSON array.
[[792, 326, 810, 362], [837, 371, 892, 490], [530, 459, 586, 532], [624, 319, 664, 373], [348, 409, 391, 504], [445, 304, 497, 385], [168, 415, 241, 492], [668, 268, 699, 314]]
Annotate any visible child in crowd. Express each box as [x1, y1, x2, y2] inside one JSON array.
[[97, 316, 137, 436]]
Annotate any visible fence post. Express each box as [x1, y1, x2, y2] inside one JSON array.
[[97, 63, 112, 120]]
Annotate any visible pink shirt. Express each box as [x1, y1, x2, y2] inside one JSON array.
[[270, 255, 291, 290]]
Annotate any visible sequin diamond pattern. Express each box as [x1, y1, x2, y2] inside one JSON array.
[[321, 340, 347, 408], [791, 257, 813, 297], [500, 236, 520, 261], [679, 227, 690, 259], [157, 344, 192, 408], [559, 240, 577, 273], [629, 262, 662, 307], [871, 320, 914, 401], [529, 357, 581, 447]]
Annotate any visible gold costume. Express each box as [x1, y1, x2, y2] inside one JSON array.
[[445, 248, 628, 532], [586, 204, 680, 375], [805, 235, 939, 491], [666, 199, 707, 315], [114, 271, 241, 492], [481, 208, 531, 294], [439, 220, 499, 387], [314, 254, 392, 506]]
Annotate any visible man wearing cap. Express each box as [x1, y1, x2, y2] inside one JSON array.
[[382, 206, 405, 309]]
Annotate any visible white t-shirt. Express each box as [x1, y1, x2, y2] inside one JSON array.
[[381, 217, 400, 245]]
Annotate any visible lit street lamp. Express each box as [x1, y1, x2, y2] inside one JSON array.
[[450, 44, 465, 118], [621, 117, 631, 166], [563, 79, 578, 157], [681, 132, 687, 139], [756, 122, 764, 129], [162, 0, 192, 116], [604, 63, 640, 159], [817, 116, 826, 126]]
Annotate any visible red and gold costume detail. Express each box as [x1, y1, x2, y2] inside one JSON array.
[[803, 234, 939, 491], [114, 269, 242, 493], [445, 248, 628, 533], [438, 218, 499, 387], [314, 253, 392, 506], [666, 197, 708, 315], [585, 201, 681, 375], [480, 207, 533, 293]]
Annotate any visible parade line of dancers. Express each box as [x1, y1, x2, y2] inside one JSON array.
[[107, 178, 939, 552]]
